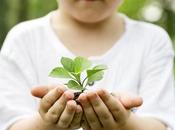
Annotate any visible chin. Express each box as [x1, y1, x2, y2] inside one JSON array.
[[72, 12, 110, 24], [75, 17, 105, 24]]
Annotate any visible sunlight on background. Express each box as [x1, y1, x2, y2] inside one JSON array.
[[171, 0, 175, 11], [142, 2, 163, 22]]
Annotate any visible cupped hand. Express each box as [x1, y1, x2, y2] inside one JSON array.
[[31, 86, 142, 130], [31, 85, 83, 130], [78, 89, 142, 130]]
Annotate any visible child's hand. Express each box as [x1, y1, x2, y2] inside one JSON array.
[[31, 86, 142, 110], [110, 91, 143, 109], [31, 86, 142, 130], [78, 89, 142, 130], [31, 86, 83, 130]]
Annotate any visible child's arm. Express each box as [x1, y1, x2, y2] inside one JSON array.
[[121, 113, 167, 130], [79, 89, 166, 130], [9, 114, 58, 130], [9, 86, 83, 130]]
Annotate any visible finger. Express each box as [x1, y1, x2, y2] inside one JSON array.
[[78, 93, 101, 129], [31, 84, 66, 98], [81, 115, 91, 130], [112, 92, 143, 109], [87, 91, 115, 127], [121, 95, 143, 109], [40, 87, 65, 115], [31, 86, 54, 98], [57, 100, 77, 128], [70, 105, 83, 129], [45, 91, 74, 123], [97, 89, 128, 122]]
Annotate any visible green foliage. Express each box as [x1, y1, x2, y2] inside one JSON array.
[[0, 0, 175, 48], [87, 65, 107, 84], [119, 0, 147, 19], [67, 80, 83, 91], [61, 57, 74, 72], [49, 57, 107, 91], [74, 57, 91, 73], [49, 67, 72, 78]]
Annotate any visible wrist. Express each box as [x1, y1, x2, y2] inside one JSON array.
[[121, 112, 137, 130], [31, 113, 57, 130], [36, 114, 75, 130], [9, 113, 60, 130], [121, 112, 167, 130]]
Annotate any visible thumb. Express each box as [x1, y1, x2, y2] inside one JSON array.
[[31, 86, 53, 98], [31, 84, 66, 98], [121, 95, 143, 109], [112, 92, 143, 109]]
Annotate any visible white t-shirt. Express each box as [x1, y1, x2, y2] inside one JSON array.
[[0, 12, 175, 130]]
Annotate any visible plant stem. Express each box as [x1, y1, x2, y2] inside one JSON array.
[[82, 77, 88, 88], [78, 80, 83, 87]]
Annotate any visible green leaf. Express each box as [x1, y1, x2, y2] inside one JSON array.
[[87, 71, 104, 83], [74, 57, 91, 73], [71, 72, 81, 82], [49, 67, 72, 78], [87, 69, 104, 78], [67, 80, 83, 90], [86, 65, 107, 78], [61, 57, 74, 72], [86, 64, 107, 85], [93, 65, 108, 70], [49, 56, 107, 91]]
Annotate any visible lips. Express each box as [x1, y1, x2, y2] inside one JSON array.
[[80, 0, 98, 2], [78, 0, 101, 5]]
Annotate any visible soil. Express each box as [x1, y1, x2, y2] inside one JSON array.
[[74, 91, 82, 100]]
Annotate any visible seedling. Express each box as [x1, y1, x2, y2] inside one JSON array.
[[49, 56, 107, 98]]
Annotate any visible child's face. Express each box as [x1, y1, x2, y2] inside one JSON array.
[[58, 0, 122, 23]]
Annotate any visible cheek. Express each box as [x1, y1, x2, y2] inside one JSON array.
[[102, 0, 120, 15], [107, 0, 122, 8], [59, 0, 75, 9]]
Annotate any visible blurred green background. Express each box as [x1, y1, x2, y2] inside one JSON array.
[[0, 0, 175, 49]]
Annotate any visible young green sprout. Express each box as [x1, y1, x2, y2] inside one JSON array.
[[49, 56, 107, 98]]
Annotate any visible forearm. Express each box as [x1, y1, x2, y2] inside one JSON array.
[[9, 114, 66, 130], [123, 113, 167, 130]]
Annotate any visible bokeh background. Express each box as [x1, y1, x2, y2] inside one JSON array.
[[0, 0, 175, 49]]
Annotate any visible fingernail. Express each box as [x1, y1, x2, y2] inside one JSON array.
[[79, 93, 87, 103], [88, 92, 98, 100], [64, 91, 74, 100]]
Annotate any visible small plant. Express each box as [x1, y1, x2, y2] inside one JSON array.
[[49, 56, 107, 95]]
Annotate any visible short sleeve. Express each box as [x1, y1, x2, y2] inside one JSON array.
[[0, 25, 38, 130], [136, 29, 175, 129]]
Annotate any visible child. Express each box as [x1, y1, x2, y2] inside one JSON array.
[[0, 0, 175, 130]]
